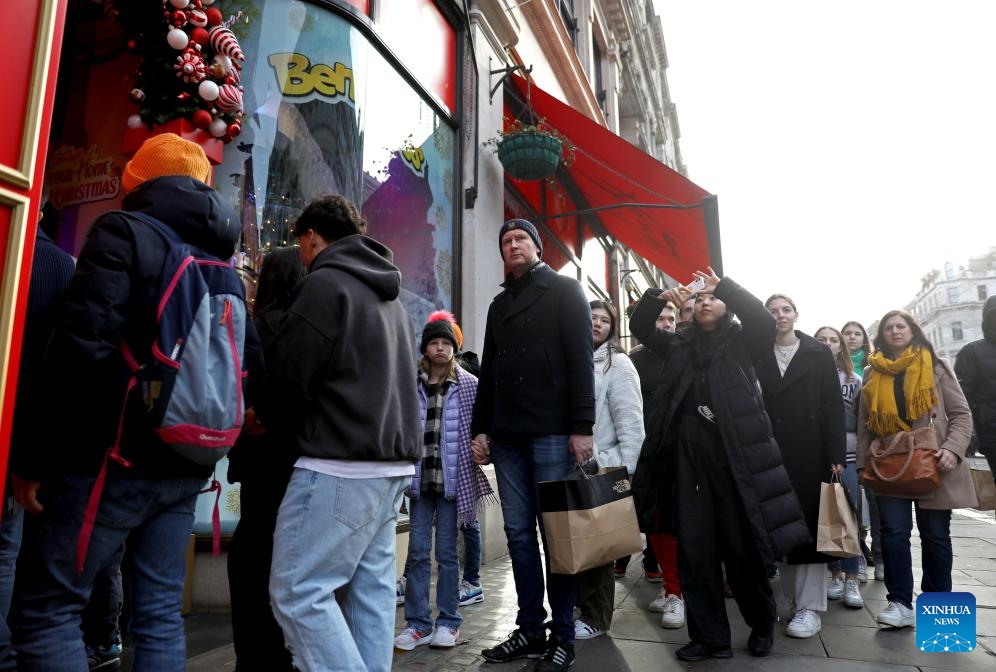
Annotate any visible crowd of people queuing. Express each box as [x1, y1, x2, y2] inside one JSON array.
[[0, 132, 992, 671]]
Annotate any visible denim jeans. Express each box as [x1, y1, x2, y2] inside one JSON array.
[[828, 464, 860, 575], [269, 469, 410, 672], [460, 519, 481, 584], [491, 435, 579, 644], [0, 493, 23, 671], [82, 543, 124, 650], [404, 491, 461, 634], [876, 495, 952, 608], [11, 472, 205, 672]]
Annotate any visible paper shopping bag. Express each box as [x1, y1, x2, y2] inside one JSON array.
[[538, 466, 643, 575], [969, 457, 996, 511], [816, 479, 861, 558]]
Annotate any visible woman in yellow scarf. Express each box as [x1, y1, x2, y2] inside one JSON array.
[[856, 310, 975, 629]]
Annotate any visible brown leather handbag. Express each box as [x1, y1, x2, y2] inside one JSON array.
[[861, 419, 940, 496]]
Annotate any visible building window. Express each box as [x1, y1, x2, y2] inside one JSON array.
[[944, 261, 955, 279], [947, 287, 959, 304], [979, 284, 988, 301], [952, 322, 964, 341], [558, 0, 578, 47], [592, 36, 606, 111]]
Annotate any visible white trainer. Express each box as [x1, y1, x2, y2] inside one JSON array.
[[394, 626, 434, 651], [660, 594, 686, 629], [877, 601, 914, 628], [843, 579, 864, 608], [430, 626, 459, 648], [827, 575, 844, 600], [785, 609, 821, 638], [574, 618, 605, 640], [648, 589, 667, 613]]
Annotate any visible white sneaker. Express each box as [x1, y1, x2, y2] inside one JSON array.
[[857, 556, 868, 584], [826, 575, 844, 600], [574, 618, 605, 640], [396, 576, 406, 606], [430, 626, 459, 648], [648, 589, 667, 613], [785, 609, 821, 638], [394, 626, 433, 650], [458, 579, 484, 606], [877, 601, 913, 628], [843, 579, 864, 608], [874, 565, 885, 581], [660, 594, 685, 629]]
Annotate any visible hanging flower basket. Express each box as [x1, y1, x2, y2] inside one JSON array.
[[497, 131, 563, 181]]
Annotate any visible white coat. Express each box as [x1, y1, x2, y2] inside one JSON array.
[[593, 342, 645, 475]]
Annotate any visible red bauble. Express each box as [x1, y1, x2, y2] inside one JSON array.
[[227, 122, 241, 136], [190, 27, 210, 47], [172, 10, 188, 26], [191, 109, 213, 129], [205, 7, 223, 26]]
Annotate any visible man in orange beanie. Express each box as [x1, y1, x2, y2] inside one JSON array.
[[10, 132, 258, 670]]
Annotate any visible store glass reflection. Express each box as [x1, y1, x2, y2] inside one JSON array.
[[216, 0, 456, 323]]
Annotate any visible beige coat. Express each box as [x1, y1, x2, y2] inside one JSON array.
[[857, 359, 977, 510]]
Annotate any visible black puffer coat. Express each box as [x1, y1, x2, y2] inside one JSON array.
[[629, 278, 811, 566], [955, 296, 996, 459]]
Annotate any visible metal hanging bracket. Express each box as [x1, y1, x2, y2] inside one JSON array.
[[489, 63, 532, 103]]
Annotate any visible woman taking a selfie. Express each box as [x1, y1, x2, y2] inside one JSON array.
[[630, 269, 808, 662], [856, 310, 975, 628]]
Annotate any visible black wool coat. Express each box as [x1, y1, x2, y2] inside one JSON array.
[[629, 279, 811, 566], [471, 262, 595, 438], [756, 332, 846, 564], [955, 296, 996, 458]]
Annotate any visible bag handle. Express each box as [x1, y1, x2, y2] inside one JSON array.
[[870, 433, 916, 483]]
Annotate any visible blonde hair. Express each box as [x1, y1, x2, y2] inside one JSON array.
[[418, 355, 458, 380]]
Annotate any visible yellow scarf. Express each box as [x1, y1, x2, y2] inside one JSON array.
[[864, 346, 936, 436]]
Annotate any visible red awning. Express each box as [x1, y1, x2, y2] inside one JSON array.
[[507, 76, 721, 282]]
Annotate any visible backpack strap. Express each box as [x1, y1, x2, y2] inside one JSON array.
[[124, 210, 184, 247]]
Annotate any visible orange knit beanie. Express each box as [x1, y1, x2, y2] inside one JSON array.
[[122, 133, 212, 193]]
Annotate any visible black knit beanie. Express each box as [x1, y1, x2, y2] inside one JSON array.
[[498, 219, 543, 257], [420, 311, 460, 354]]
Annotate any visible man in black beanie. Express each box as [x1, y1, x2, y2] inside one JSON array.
[[471, 218, 594, 672]]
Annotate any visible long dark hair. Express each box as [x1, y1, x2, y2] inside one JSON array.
[[873, 310, 937, 362], [814, 325, 856, 380], [254, 246, 306, 319], [590, 299, 620, 370]]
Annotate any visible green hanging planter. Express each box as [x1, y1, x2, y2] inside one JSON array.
[[497, 131, 563, 181]]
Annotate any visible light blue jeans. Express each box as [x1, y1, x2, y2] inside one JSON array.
[[269, 469, 410, 672], [404, 491, 461, 634]]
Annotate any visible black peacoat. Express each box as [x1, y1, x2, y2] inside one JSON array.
[[756, 332, 846, 564], [629, 278, 811, 566], [471, 262, 595, 438]]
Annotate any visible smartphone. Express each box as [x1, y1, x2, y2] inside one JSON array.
[[690, 277, 706, 291]]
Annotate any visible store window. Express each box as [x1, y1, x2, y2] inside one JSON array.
[[213, 0, 457, 324], [979, 284, 988, 301]]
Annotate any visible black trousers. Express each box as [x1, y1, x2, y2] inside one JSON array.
[[227, 459, 295, 672], [675, 419, 776, 647]]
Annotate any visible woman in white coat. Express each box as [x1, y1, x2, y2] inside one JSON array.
[[574, 300, 645, 640]]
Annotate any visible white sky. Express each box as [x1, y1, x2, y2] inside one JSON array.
[[653, 0, 996, 334]]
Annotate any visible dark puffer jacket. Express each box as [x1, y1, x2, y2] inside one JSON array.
[[42, 175, 255, 479], [955, 296, 996, 458], [629, 278, 811, 566]]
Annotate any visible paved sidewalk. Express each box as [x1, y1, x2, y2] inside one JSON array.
[[177, 508, 996, 671]]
